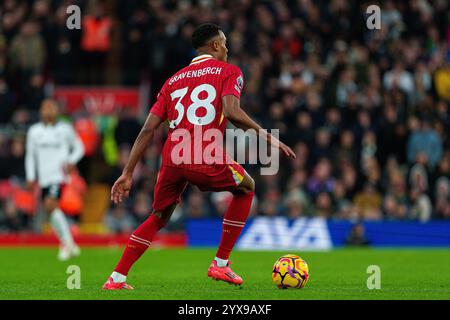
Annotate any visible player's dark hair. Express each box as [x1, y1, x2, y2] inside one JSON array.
[[191, 23, 222, 49]]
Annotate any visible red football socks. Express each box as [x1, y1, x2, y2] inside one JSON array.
[[216, 191, 254, 260], [114, 191, 254, 275], [114, 214, 166, 276]]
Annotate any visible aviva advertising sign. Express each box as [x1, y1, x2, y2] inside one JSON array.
[[187, 217, 332, 250], [187, 217, 450, 249], [237, 217, 332, 250]]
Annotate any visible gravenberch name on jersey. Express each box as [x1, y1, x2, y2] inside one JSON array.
[[168, 66, 223, 86]]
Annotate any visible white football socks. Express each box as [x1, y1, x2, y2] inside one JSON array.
[[50, 208, 74, 248], [111, 271, 127, 283], [215, 257, 228, 267]]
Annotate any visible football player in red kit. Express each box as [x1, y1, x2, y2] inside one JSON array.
[[103, 23, 296, 289]]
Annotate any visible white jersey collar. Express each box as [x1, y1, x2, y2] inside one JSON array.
[[190, 54, 213, 65]]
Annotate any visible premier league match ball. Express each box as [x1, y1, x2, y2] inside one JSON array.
[[272, 254, 309, 289]]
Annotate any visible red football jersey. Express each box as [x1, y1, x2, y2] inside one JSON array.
[[150, 54, 244, 173]]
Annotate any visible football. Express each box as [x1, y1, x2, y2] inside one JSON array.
[[272, 254, 309, 289]]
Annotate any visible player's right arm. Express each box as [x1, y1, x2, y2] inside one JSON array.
[[111, 112, 164, 204], [111, 87, 168, 204], [25, 126, 37, 190]]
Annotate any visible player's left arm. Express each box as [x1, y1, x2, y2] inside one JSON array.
[[25, 127, 37, 190], [223, 95, 296, 159], [66, 124, 85, 168], [221, 68, 295, 159]]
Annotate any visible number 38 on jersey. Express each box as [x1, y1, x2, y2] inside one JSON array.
[[169, 84, 217, 128]]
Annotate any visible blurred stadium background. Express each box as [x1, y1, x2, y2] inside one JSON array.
[[0, 0, 449, 249]]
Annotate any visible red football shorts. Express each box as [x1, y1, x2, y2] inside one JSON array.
[[152, 162, 246, 212]]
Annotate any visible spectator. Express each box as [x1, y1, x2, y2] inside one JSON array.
[[383, 194, 408, 220], [407, 119, 443, 169], [283, 188, 310, 219], [0, 76, 14, 123], [314, 192, 333, 218], [345, 223, 370, 246], [51, 4, 82, 84], [434, 62, 450, 102], [383, 61, 415, 97], [121, 26, 148, 85], [377, 104, 405, 166], [105, 204, 135, 235], [8, 20, 46, 75], [335, 200, 355, 221], [0, 199, 30, 232], [8, 20, 46, 107], [333, 130, 357, 167], [132, 191, 152, 225], [6, 135, 26, 179], [336, 67, 357, 108], [114, 109, 144, 148], [211, 192, 233, 217], [310, 128, 332, 164], [80, 3, 112, 84], [307, 158, 335, 197], [409, 188, 432, 222], [434, 177, 450, 219], [260, 188, 282, 217], [353, 183, 383, 220], [409, 164, 429, 193], [184, 188, 208, 219]]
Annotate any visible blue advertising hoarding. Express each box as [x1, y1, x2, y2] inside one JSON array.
[[187, 217, 450, 249]]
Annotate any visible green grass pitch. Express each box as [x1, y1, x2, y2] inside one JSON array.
[[0, 247, 449, 300]]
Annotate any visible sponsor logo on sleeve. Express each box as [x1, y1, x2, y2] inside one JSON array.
[[234, 75, 244, 93]]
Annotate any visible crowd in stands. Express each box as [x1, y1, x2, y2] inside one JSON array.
[[1, 0, 450, 233]]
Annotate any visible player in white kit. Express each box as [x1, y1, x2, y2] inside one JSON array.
[[25, 99, 85, 261]]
